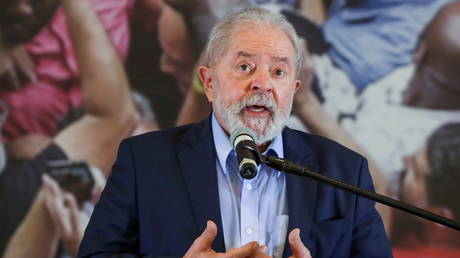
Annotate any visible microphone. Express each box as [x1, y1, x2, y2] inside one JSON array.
[[230, 128, 261, 179]]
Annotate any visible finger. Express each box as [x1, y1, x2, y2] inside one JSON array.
[[246, 250, 270, 258], [289, 229, 311, 258], [0, 59, 18, 91], [15, 48, 36, 83], [42, 174, 61, 196], [45, 192, 71, 238], [225, 241, 260, 258], [91, 186, 103, 204], [9, 56, 22, 89], [5, 66, 21, 90], [189, 220, 218, 252], [258, 245, 268, 253], [90, 166, 106, 204], [64, 193, 85, 239], [43, 178, 72, 238], [42, 175, 62, 211], [16, 62, 36, 84], [247, 246, 269, 258], [63, 193, 81, 234]]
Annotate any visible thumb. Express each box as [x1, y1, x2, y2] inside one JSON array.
[[289, 229, 311, 258], [63, 193, 81, 235], [190, 220, 218, 251]]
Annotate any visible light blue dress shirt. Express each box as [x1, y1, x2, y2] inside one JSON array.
[[211, 115, 288, 258]]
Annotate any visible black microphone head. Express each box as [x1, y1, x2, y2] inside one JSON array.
[[230, 127, 256, 148], [240, 163, 257, 179], [230, 127, 259, 180]]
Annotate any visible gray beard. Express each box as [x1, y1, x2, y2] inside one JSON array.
[[214, 90, 293, 145]]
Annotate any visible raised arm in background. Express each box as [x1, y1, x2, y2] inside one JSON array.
[[53, 0, 137, 174], [298, 0, 327, 25]]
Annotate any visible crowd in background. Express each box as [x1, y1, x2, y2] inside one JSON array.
[[1, 0, 460, 257]]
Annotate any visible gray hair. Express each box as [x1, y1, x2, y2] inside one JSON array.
[[205, 8, 303, 76]]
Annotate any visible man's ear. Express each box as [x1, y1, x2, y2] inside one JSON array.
[[198, 65, 215, 102], [294, 79, 301, 93]]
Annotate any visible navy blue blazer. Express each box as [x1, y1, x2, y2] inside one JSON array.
[[78, 118, 392, 258]]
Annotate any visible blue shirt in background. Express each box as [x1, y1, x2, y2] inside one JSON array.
[[211, 114, 288, 258], [323, 0, 452, 92]]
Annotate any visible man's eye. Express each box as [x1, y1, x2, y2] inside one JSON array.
[[274, 69, 285, 77], [239, 64, 250, 72]]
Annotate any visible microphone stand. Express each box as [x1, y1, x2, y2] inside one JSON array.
[[260, 154, 460, 231]]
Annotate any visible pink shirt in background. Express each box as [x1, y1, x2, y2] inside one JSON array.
[[0, 0, 133, 141]]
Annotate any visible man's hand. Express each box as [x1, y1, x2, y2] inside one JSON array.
[[0, 45, 36, 91], [288, 229, 311, 258], [184, 220, 261, 258], [42, 174, 89, 257]]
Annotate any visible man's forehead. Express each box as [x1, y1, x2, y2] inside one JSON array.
[[225, 28, 295, 62]]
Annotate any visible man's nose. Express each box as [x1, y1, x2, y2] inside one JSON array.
[[249, 70, 273, 93]]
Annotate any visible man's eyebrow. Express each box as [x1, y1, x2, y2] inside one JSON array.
[[272, 56, 289, 64], [236, 51, 255, 58], [236, 51, 290, 64]]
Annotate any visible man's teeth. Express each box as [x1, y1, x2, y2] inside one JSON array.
[[249, 106, 266, 112]]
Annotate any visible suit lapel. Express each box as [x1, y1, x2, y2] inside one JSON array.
[[282, 128, 319, 257], [178, 118, 226, 252]]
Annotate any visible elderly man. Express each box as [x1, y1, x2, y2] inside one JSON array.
[[78, 8, 391, 258]]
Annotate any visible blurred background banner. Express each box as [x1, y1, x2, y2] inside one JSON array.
[[1, 0, 460, 257]]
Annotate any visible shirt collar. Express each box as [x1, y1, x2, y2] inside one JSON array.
[[211, 113, 284, 178]]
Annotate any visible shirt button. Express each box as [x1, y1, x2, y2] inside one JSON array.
[[246, 184, 253, 191], [245, 227, 253, 235]]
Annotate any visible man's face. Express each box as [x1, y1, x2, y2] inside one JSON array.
[[404, 64, 460, 110], [403, 43, 460, 110], [202, 23, 300, 144], [399, 147, 430, 208], [0, 0, 61, 45]]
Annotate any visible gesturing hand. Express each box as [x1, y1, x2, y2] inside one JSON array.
[[184, 220, 260, 258], [246, 228, 312, 258], [288, 229, 311, 258]]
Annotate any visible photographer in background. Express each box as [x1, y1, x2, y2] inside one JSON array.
[[0, 0, 137, 255], [3, 168, 106, 258]]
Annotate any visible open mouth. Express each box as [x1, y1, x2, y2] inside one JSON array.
[[246, 105, 270, 112], [242, 105, 272, 118]]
